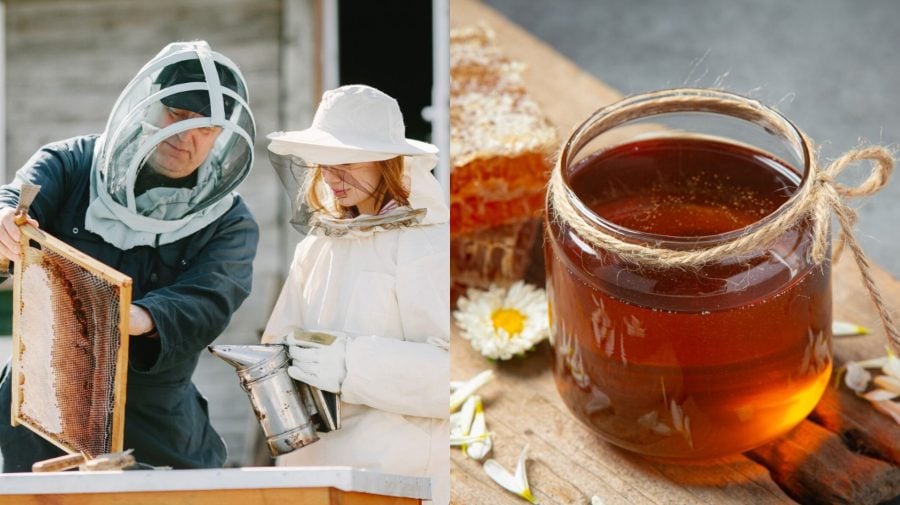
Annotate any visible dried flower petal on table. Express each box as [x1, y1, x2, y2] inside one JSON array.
[[451, 432, 492, 446], [842, 352, 900, 425], [451, 395, 478, 437], [465, 396, 492, 460], [832, 320, 870, 336], [450, 369, 494, 412], [844, 362, 873, 393], [483, 444, 537, 504], [883, 354, 900, 379], [454, 281, 549, 360], [873, 375, 900, 394], [449, 394, 494, 459], [862, 389, 899, 402]]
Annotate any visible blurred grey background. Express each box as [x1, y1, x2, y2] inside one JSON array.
[[485, 0, 900, 277]]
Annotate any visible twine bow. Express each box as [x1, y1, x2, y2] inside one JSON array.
[[549, 140, 899, 355], [811, 145, 899, 354]]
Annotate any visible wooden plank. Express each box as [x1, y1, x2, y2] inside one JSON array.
[[810, 382, 900, 466], [0, 488, 419, 505], [21, 225, 131, 287], [0, 468, 430, 502], [111, 280, 131, 454], [10, 244, 22, 428], [747, 420, 900, 505]]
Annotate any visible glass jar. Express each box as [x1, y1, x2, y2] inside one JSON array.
[[545, 89, 831, 460]]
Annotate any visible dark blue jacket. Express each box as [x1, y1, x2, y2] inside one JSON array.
[[0, 135, 259, 470]]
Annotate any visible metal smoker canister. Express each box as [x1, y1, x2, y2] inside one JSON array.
[[208, 344, 319, 456]]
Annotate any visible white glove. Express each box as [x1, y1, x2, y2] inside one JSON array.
[[286, 331, 348, 393]]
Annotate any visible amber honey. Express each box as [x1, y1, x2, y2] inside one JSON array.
[[546, 136, 832, 460]]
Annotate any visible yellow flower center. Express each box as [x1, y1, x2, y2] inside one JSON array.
[[491, 308, 526, 337]]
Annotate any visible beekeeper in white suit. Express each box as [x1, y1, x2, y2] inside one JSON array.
[[262, 84, 449, 505]]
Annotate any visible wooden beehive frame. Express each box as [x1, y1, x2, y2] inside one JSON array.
[[10, 224, 132, 456]]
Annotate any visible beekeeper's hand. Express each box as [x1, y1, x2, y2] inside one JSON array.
[[0, 206, 39, 262], [285, 331, 348, 393], [128, 304, 156, 337]]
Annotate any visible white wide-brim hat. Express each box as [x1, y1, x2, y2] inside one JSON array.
[[267, 84, 439, 169]]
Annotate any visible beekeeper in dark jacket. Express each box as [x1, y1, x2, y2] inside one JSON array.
[[0, 40, 259, 471]]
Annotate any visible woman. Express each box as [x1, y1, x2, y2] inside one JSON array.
[[263, 85, 449, 505]]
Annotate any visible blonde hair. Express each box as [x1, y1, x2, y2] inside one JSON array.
[[305, 156, 409, 218]]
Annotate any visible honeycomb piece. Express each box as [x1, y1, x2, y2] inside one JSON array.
[[450, 24, 557, 237]]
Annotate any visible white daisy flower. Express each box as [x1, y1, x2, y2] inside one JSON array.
[[454, 281, 549, 360]]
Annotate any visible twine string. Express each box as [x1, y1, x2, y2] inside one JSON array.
[[550, 138, 899, 354], [817, 148, 899, 354]]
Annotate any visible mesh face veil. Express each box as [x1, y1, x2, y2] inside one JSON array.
[[267, 152, 397, 233], [93, 41, 255, 224], [268, 152, 432, 237]]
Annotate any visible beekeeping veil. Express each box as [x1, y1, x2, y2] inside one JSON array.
[[85, 40, 256, 249], [267, 84, 442, 237]]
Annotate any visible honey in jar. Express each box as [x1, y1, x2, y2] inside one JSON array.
[[545, 89, 831, 460]]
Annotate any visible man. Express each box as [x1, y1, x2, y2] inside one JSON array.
[[0, 40, 259, 470]]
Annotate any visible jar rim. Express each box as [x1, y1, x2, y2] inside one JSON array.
[[558, 88, 812, 248]]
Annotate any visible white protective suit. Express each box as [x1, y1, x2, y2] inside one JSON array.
[[262, 164, 450, 505]]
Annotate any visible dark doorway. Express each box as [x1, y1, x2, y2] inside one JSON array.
[[338, 0, 434, 142]]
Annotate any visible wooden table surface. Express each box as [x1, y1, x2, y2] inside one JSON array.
[[449, 1, 900, 504], [0, 467, 429, 505]]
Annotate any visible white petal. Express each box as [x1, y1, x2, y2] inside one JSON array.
[[484, 459, 525, 495], [450, 370, 494, 412], [592, 496, 605, 505], [637, 411, 658, 428], [652, 423, 673, 435], [883, 356, 900, 380], [466, 399, 492, 460], [514, 444, 530, 489], [483, 444, 536, 503], [585, 387, 611, 415], [832, 321, 870, 336], [451, 433, 491, 446], [451, 395, 478, 436], [862, 389, 899, 402], [845, 362, 872, 393], [870, 399, 900, 425], [670, 401, 684, 432], [873, 375, 900, 395]]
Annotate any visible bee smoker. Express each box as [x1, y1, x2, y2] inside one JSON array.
[[208, 344, 341, 456]]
